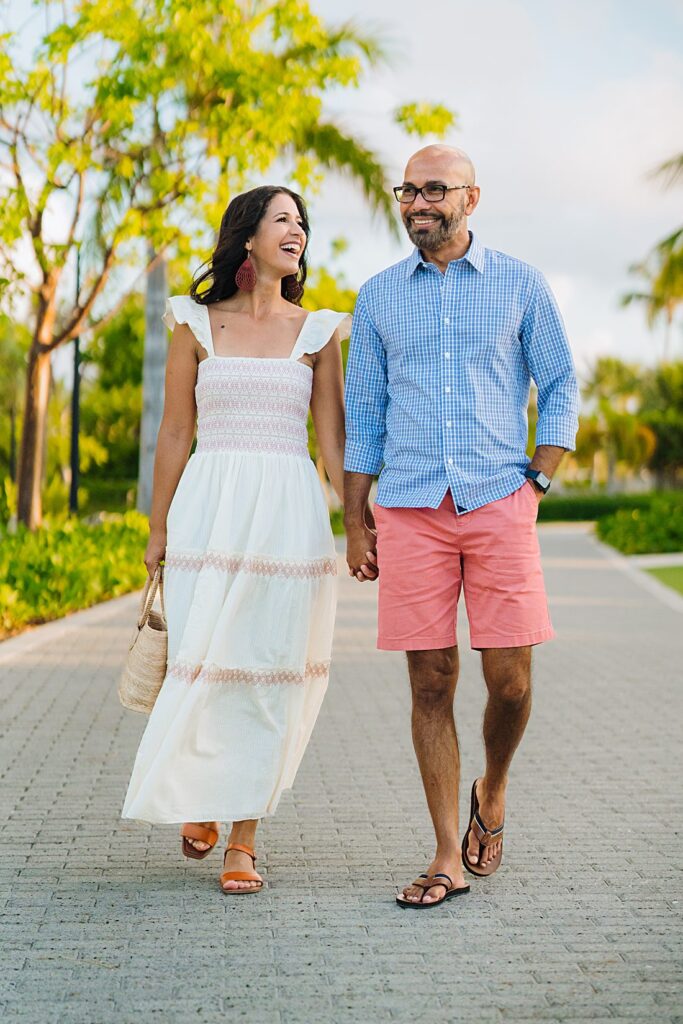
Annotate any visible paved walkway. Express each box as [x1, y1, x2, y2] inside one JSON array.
[[1, 525, 681, 1024]]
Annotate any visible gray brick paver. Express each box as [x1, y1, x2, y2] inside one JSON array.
[[1, 525, 682, 1023]]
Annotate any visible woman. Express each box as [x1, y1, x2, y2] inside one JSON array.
[[122, 185, 349, 894]]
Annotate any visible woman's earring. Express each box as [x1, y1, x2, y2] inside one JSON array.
[[235, 252, 256, 291]]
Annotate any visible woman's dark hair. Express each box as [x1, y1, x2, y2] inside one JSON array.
[[190, 185, 310, 306]]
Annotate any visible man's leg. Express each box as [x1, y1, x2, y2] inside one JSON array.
[[465, 646, 532, 869], [402, 646, 467, 902]]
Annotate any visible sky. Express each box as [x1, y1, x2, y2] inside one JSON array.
[[303, 0, 683, 375], [4, 0, 682, 381]]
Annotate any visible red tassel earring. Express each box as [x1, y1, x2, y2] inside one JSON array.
[[235, 252, 256, 291]]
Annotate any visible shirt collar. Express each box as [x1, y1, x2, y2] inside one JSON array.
[[405, 231, 486, 277]]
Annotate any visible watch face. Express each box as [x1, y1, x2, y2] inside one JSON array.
[[526, 470, 550, 491]]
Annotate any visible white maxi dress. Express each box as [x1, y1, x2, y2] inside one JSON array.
[[122, 296, 348, 824]]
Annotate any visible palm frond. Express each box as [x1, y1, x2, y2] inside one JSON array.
[[295, 121, 399, 238], [650, 152, 683, 188]]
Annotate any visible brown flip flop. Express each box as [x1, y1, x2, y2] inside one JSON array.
[[461, 778, 504, 878], [395, 872, 470, 909], [180, 822, 219, 861], [219, 842, 264, 895]]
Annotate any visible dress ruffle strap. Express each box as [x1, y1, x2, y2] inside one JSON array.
[[162, 296, 215, 357], [290, 309, 351, 361]]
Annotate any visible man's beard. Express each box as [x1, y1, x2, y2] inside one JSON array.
[[404, 204, 465, 251]]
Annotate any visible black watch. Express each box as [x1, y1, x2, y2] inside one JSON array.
[[524, 468, 551, 494]]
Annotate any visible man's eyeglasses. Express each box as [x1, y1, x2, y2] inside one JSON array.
[[393, 183, 472, 204]]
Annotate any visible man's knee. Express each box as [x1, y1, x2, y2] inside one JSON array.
[[407, 647, 458, 708], [482, 649, 532, 706]]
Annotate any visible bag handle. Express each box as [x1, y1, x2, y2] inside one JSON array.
[[138, 564, 166, 628]]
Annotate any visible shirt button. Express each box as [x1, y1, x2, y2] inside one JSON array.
[[448, 458, 453, 465], [445, 386, 451, 393], [444, 352, 450, 359], [444, 317, 450, 325], [446, 421, 452, 428]]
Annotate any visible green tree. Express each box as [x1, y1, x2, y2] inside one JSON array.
[[640, 361, 683, 487], [0, 315, 30, 483], [80, 295, 144, 484], [1, 0, 455, 528], [582, 357, 656, 488], [622, 150, 683, 359]]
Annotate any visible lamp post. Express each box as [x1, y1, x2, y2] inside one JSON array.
[[69, 248, 81, 515]]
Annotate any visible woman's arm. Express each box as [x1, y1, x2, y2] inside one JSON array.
[[144, 324, 199, 576], [309, 329, 345, 503]]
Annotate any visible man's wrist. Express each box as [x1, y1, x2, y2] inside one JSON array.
[[344, 515, 367, 531], [524, 468, 551, 494]]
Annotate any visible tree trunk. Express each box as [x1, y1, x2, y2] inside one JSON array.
[[137, 252, 168, 515], [17, 274, 61, 529], [17, 345, 52, 528]]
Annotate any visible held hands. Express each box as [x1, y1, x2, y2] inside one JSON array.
[[345, 505, 378, 583], [144, 529, 167, 578]]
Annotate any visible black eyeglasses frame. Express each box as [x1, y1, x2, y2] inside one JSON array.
[[393, 183, 473, 204]]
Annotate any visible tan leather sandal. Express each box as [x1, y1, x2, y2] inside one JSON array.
[[396, 872, 470, 909], [180, 822, 219, 861], [461, 778, 505, 877], [219, 842, 263, 895]]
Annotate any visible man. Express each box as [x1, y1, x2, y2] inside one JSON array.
[[344, 145, 579, 908]]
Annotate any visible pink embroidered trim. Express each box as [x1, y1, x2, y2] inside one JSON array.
[[168, 660, 330, 686], [198, 396, 309, 419], [165, 551, 337, 578], [195, 433, 309, 456]]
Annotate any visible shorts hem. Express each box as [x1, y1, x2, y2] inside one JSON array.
[[469, 626, 556, 650], [377, 634, 456, 652]]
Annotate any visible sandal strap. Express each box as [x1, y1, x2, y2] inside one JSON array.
[[181, 823, 218, 845], [472, 812, 504, 846], [419, 874, 453, 901], [220, 870, 262, 884], [431, 872, 453, 887], [226, 842, 256, 861]]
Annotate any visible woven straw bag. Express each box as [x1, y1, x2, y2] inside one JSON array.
[[118, 566, 168, 714]]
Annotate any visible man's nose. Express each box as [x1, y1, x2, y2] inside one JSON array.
[[411, 193, 432, 211]]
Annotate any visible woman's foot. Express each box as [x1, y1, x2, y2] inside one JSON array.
[[220, 841, 263, 893], [181, 821, 219, 855]]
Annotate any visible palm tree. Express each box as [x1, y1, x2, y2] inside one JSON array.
[[623, 150, 683, 361]]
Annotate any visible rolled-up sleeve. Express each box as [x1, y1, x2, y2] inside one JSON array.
[[344, 287, 387, 474], [520, 271, 580, 451]]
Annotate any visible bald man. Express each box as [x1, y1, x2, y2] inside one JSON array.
[[344, 145, 579, 908]]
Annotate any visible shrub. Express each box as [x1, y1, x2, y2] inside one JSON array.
[[538, 491, 683, 522], [596, 498, 683, 554], [0, 511, 148, 638]]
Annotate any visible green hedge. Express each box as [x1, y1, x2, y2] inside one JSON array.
[[0, 512, 148, 638], [596, 498, 683, 554], [538, 491, 683, 522]]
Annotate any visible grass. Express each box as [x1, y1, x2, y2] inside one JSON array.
[[646, 566, 683, 596]]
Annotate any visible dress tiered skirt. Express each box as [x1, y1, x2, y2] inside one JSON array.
[[121, 449, 337, 823]]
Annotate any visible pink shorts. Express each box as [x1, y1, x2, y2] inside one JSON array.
[[374, 483, 555, 651]]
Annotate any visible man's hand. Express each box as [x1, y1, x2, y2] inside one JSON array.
[[526, 480, 544, 504], [346, 523, 379, 582]]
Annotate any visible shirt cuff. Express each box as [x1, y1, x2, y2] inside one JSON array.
[[344, 440, 384, 475], [536, 417, 579, 452]]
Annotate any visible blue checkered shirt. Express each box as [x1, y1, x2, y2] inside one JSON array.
[[344, 233, 579, 512]]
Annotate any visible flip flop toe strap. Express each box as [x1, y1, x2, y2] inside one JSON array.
[[419, 873, 453, 902], [472, 812, 504, 847]]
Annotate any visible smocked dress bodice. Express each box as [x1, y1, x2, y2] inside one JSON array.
[[194, 358, 314, 458]]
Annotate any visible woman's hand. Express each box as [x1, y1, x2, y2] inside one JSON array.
[[144, 529, 167, 578]]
